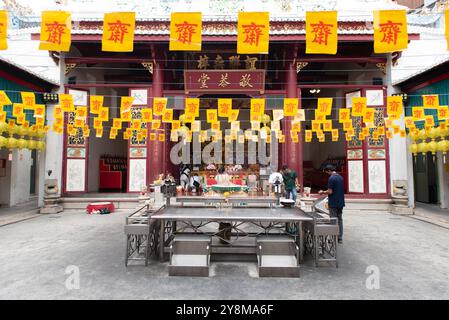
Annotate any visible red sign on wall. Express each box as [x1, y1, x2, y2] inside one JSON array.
[[184, 70, 266, 94]]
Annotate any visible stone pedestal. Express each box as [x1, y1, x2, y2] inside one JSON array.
[[390, 195, 413, 215], [40, 194, 63, 214]]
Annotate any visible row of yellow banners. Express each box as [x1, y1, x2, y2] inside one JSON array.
[[2, 90, 449, 143], [2, 10, 448, 53]]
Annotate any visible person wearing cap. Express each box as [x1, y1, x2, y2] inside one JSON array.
[[319, 164, 345, 243]]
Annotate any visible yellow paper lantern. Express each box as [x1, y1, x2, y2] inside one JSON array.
[[409, 130, 419, 142], [17, 138, 28, 149], [0, 122, 8, 133], [428, 127, 439, 141], [7, 124, 19, 136], [36, 130, 46, 139], [437, 140, 449, 154], [0, 136, 6, 148], [427, 141, 438, 155], [17, 126, 27, 137], [409, 143, 418, 155], [7, 137, 18, 149], [28, 139, 37, 150], [37, 140, 45, 151], [417, 129, 427, 141], [418, 142, 428, 154]]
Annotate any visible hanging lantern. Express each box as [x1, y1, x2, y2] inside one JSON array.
[[6, 124, 19, 136], [36, 130, 46, 139], [427, 140, 438, 155], [17, 138, 28, 149], [36, 140, 45, 151], [28, 139, 37, 150], [0, 122, 8, 134], [417, 129, 427, 141], [17, 126, 27, 137], [437, 140, 449, 154], [418, 141, 428, 155], [428, 127, 439, 141], [6, 137, 18, 149], [179, 114, 186, 125], [409, 130, 419, 142], [409, 143, 419, 156], [0, 136, 6, 148]]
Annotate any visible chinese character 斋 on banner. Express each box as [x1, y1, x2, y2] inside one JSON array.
[[102, 12, 135, 52], [306, 11, 338, 54], [237, 12, 269, 54], [373, 10, 408, 53], [170, 12, 202, 51], [0, 11, 7, 50], [39, 11, 71, 51]]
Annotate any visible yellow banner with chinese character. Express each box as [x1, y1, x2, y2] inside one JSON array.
[[21, 92, 35, 109], [12, 104, 23, 118], [121, 96, 134, 113], [185, 98, 199, 117], [412, 107, 425, 121], [438, 106, 449, 120], [39, 11, 71, 51], [228, 109, 240, 122], [422, 95, 439, 109], [283, 98, 298, 117], [0, 11, 8, 50], [207, 109, 217, 123], [387, 96, 403, 117], [250, 98, 265, 116], [162, 108, 173, 123], [153, 97, 167, 116], [98, 107, 109, 122], [102, 12, 135, 52], [169, 12, 202, 51], [339, 108, 351, 123], [59, 94, 74, 112], [141, 108, 153, 122], [351, 97, 367, 117], [306, 11, 338, 55], [218, 99, 232, 117], [90, 96, 103, 114], [0, 90, 11, 105], [317, 98, 333, 116], [237, 12, 269, 54], [373, 10, 408, 53]]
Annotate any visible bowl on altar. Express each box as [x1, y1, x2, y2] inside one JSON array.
[[280, 198, 295, 208]]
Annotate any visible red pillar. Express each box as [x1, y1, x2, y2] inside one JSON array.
[[147, 53, 164, 183], [283, 44, 302, 190]]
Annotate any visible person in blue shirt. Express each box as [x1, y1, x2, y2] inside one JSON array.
[[318, 164, 345, 243]]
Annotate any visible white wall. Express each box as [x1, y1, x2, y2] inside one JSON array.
[[437, 154, 449, 209], [0, 149, 11, 206], [9, 149, 32, 206]]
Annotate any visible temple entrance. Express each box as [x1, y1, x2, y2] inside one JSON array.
[[301, 88, 347, 193]]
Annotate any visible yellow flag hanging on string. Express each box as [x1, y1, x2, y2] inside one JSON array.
[[90, 96, 104, 114], [59, 94, 74, 112], [387, 96, 403, 117], [422, 95, 439, 109], [162, 108, 173, 123], [102, 12, 135, 52], [0, 11, 8, 50], [351, 97, 367, 117], [207, 109, 218, 123], [229, 109, 240, 122], [306, 11, 338, 54], [153, 97, 167, 116], [283, 98, 298, 117], [0, 90, 11, 105], [250, 98, 265, 116], [218, 99, 232, 117], [21, 92, 35, 109], [317, 98, 333, 116], [237, 12, 269, 54], [39, 11, 71, 51], [185, 98, 200, 117], [169, 12, 202, 51], [373, 10, 408, 53]]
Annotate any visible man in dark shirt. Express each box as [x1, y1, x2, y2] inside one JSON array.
[[318, 164, 345, 243]]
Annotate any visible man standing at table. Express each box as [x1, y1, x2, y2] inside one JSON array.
[[281, 164, 299, 202], [319, 164, 345, 243]]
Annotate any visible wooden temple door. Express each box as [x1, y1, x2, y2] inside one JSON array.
[[345, 88, 390, 197], [127, 88, 151, 192], [62, 88, 89, 194]]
